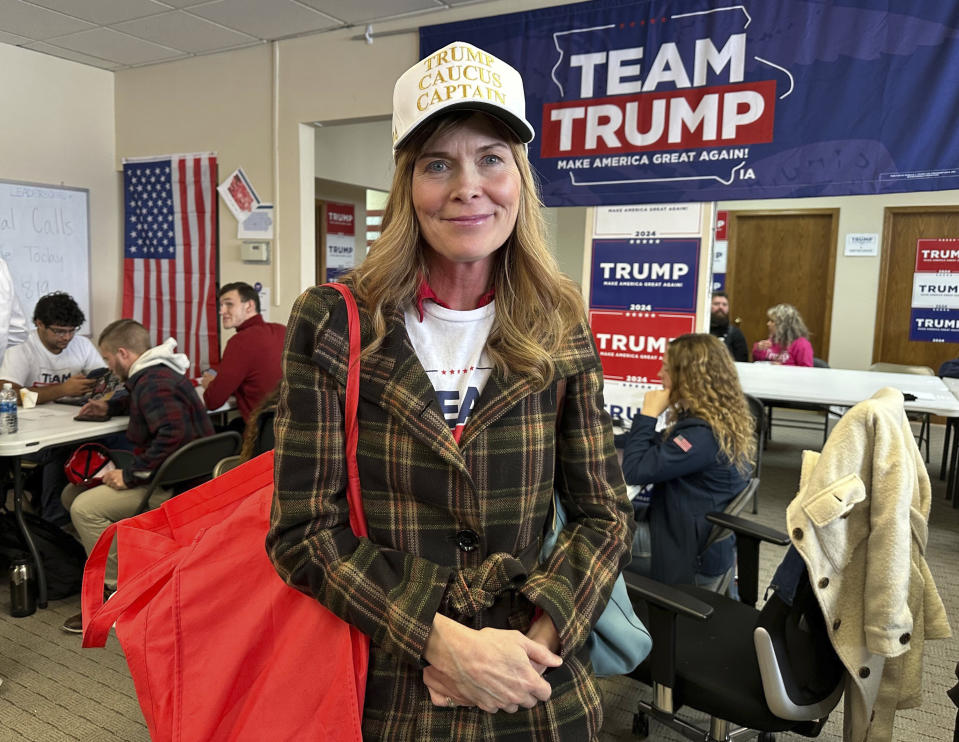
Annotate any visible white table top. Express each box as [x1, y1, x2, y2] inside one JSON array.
[[0, 403, 129, 457], [735, 362, 959, 417]]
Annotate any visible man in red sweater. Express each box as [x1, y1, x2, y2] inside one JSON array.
[[201, 282, 285, 423]]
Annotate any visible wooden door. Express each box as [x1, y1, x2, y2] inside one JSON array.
[[726, 210, 838, 362], [873, 207, 959, 368]]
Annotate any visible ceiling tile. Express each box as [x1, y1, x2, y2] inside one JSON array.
[[51, 27, 184, 65], [296, 0, 439, 25], [157, 0, 221, 7], [0, 29, 31, 45], [0, 0, 94, 39], [23, 40, 121, 69], [188, 0, 341, 40], [26, 0, 168, 26], [113, 10, 257, 53]]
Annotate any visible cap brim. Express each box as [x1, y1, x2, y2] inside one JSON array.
[[393, 100, 535, 153]]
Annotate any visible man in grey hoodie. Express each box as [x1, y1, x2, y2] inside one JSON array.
[[60, 319, 213, 633]]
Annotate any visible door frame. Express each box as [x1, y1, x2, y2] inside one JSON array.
[[726, 208, 839, 362], [315, 198, 326, 285]]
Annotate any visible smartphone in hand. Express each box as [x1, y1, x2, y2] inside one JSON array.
[[74, 412, 111, 422]]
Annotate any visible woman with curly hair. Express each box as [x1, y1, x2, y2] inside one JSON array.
[[752, 303, 814, 366], [621, 333, 756, 588]]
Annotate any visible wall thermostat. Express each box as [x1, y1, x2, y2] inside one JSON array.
[[241, 241, 270, 263]]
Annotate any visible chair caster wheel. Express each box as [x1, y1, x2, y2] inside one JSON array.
[[632, 711, 650, 738], [758, 733, 776, 742]]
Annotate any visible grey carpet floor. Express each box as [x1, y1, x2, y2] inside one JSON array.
[[1, 413, 956, 741]]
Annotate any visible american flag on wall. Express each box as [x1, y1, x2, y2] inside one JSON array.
[[122, 153, 219, 377]]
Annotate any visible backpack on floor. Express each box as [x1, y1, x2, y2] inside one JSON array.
[[0, 509, 87, 600]]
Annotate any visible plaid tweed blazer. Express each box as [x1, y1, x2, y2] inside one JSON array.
[[268, 284, 633, 741]]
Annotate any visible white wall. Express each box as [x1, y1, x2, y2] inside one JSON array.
[[315, 119, 393, 193], [0, 43, 116, 334]]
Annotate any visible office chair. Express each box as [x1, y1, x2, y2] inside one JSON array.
[[744, 395, 765, 512], [625, 513, 845, 742], [698, 477, 759, 596], [212, 454, 243, 478], [126, 432, 242, 515], [868, 362, 934, 462]]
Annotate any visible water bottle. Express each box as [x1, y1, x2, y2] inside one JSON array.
[[0, 382, 17, 434], [9, 555, 36, 617]]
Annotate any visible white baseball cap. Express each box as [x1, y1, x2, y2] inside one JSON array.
[[391, 41, 535, 155]]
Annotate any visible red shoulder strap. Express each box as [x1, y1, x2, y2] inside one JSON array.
[[325, 283, 367, 539]]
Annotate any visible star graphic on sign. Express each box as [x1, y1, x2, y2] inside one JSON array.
[[129, 233, 137, 241]]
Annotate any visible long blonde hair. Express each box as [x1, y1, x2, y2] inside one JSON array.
[[349, 110, 585, 389], [664, 334, 756, 474], [768, 303, 809, 348]]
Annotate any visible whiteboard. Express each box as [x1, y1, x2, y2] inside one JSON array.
[[0, 179, 91, 333]]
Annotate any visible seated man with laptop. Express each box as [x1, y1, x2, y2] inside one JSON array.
[[0, 292, 109, 525], [60, 319, 213, 634]]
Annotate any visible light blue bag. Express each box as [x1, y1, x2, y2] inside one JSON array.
[[540, 491, 652, 676]]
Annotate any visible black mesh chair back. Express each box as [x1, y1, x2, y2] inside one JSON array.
[[745, 394, 765, 478], [254, 409, 276, 456], [745, 394, 765, 512], [134, 431, 242, 514]]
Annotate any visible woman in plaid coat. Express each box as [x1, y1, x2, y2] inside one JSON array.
[[268, 41, 634, 741]]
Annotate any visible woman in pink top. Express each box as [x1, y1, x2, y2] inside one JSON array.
[[752, 303, 814, 366]]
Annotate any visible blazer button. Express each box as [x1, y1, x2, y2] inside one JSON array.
[[899, 632, 911, 644], [818, 577, 830, 589], [859, 666, 870, 679], [792, 527, 803, 540], [832, 619, 841, 631], [455, 529, 479, 552]]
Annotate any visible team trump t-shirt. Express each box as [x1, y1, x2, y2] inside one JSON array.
[[0, 330, 104, 387], [404, 301, 494, 443]]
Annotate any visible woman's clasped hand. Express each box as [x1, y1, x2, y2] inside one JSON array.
[[422, 614, 562, 712]]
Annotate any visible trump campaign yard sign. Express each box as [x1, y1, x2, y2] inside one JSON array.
[[911, 239, 959, 343]]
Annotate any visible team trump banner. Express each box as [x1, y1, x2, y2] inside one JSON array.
[[421, 1, 959, 206]]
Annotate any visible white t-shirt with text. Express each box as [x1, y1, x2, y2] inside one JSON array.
[[0, 330, 104, 387], [404, 301, 494, 443]]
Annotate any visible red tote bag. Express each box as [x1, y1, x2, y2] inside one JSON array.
[[82, 284, 369, 742]]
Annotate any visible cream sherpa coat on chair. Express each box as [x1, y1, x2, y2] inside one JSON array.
[[786, 387, 951, 742]]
